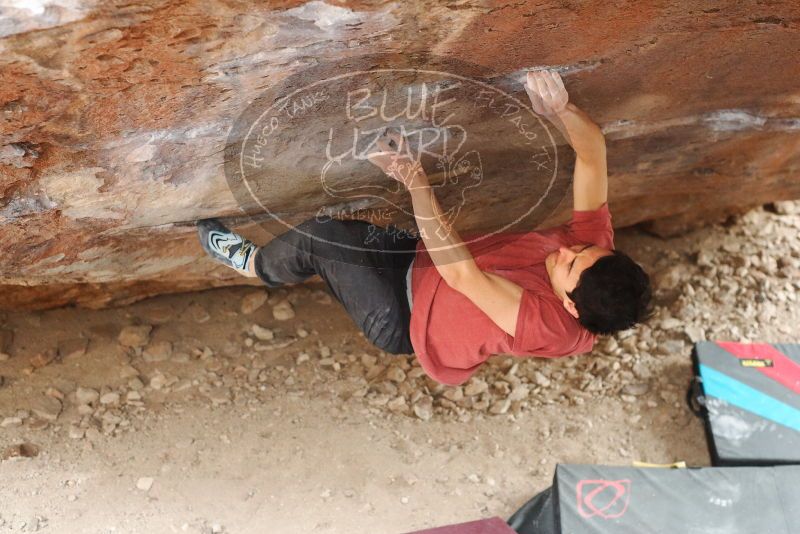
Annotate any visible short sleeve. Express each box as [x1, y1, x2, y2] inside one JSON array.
[[512, 290, 589, 356], [567, 201, 614, 249]]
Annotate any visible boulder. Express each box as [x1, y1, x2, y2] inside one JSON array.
[[1, 1, 799, 309]]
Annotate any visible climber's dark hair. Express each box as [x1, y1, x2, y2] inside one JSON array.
[[566, 250, 654, 336]]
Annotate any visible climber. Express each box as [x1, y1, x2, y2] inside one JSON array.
[[197, 69, 653, 386]]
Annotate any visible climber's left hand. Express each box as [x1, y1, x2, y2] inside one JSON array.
[[367, 129, 425, 189]]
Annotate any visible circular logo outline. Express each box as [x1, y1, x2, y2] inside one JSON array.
[[226, 56, 564, 257]]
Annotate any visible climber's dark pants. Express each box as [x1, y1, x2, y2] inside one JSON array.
[[253, 218, 419, 354]]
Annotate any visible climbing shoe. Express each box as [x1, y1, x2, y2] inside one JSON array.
[[196, 218, 258, 275]]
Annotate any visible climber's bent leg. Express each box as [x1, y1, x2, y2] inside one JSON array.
[[253, 218, 418, 354]]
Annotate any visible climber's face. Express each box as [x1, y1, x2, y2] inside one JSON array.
[[545, 244, 613, 319]]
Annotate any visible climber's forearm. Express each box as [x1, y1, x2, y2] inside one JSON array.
[[554, 103, 608, 210], [408, 172, 477, 287], [525, 70, 607, 210], [549, 103, 606, 161]]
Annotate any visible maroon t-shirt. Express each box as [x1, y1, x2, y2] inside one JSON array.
[[409, 202, 614, 385]]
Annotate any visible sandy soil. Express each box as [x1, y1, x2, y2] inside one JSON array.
[[1, 201, 798, 534]]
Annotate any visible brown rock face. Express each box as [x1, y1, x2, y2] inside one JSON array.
[[1, 1, 799, 310]]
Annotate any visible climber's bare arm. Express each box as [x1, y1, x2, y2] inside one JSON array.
[[555, 104, 608, 211], [405, 170, 523, 336], [367, 131, 523, 336], [525, 70, 608, 211]]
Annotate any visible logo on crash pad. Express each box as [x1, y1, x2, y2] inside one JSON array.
[[739, 358, 774, 368], [576, 479, 631, 519]]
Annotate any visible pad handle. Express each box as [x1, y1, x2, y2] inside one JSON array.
[[686, 377, 707, 417]]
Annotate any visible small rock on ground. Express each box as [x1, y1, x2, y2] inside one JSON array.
[[272, 300, 295, 321], [241, 291, 269, 314], [136, 477, 154, 491], [118, 325, 153, 348]]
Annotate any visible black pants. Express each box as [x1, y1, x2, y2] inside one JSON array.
[[253, 218, 420, 354]]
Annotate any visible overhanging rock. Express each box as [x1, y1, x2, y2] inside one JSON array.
[[1, 1, 799, 310]]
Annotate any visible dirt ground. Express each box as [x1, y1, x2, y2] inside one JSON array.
[[1, 201, 798, 534]]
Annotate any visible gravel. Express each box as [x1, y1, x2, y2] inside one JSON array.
[[118, 325, 153, 348], [29, 395, 62, 422], [75, 387, 100, 405], [142, 341, 173, 362], [251, 324, 275, 341], [2, 200, 797, 439], [136, 477, 154, 492], [240, 291, 269, 314], [272, 300, 296, 321]]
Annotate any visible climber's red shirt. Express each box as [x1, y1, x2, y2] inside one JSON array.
[[408, 202, 614, 385]]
